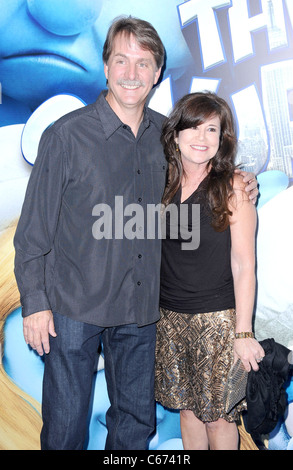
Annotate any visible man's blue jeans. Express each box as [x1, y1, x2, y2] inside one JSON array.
[[41, 312, 156, 450]]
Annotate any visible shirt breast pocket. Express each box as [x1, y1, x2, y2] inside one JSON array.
[[144, 162, 167, 204]]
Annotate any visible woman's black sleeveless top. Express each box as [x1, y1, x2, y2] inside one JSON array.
[[160, 178, 235, 314]]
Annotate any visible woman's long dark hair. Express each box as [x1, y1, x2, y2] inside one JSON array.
[[161, 92, 238, 231]]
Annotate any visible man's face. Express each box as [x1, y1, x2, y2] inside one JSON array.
[[104, 32, 162, 115]]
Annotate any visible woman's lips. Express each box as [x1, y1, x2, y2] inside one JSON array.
[[190, 145, 208, 151]]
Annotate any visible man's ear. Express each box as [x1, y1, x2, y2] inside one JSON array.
[[104, 62, 108, 80], [153, 67, 162, 86]]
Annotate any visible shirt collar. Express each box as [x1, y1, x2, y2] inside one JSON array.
[[95, 90, 152, 140]]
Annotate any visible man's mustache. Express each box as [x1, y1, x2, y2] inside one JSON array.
[[117, 79, 145, 87]]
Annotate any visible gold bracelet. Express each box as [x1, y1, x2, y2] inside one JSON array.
[[235, 332, 255, 339]]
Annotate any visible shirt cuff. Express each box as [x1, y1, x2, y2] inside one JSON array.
[[21, 291, 52, 317]]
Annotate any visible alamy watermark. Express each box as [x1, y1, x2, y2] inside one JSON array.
[[92, 196, 200, 251]]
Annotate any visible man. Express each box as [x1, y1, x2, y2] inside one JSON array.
[[14, 16, 258, 450]]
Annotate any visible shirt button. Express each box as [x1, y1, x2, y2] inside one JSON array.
[[138, 254, 142, 258], [138, 197, 142, 202], [137, 281, 141, 286], [137, 169, 141, 174]]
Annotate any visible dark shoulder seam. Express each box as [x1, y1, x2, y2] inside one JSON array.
[[48, 102, 97, 133], [147, 107, 166, 131], [39, 122, 69, 184]]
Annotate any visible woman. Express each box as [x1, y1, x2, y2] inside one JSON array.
[[155, 92, 265, 450]]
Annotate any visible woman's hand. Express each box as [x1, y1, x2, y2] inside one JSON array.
[[233, 338, 265, 372]]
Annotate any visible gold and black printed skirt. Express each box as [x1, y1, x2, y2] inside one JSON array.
[[155, 307, 246, 423]]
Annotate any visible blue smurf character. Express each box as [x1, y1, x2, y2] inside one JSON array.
[[0, 0, 104, 125], [0, 0, 193, 126]]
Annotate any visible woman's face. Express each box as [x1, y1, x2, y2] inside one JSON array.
[[175, 115, 221, 171]]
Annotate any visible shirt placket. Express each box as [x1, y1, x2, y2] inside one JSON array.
[[132, 133, 146, 316]]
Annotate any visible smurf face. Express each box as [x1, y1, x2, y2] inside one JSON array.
[[0, 0, 104, 109], [0, 0, 192, 112]]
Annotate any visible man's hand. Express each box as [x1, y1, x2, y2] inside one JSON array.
[[235, 169, 259, 204], [23, 310, 57, 356]]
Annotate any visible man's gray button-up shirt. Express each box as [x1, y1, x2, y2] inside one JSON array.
[[14, 91, 167, 327]]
